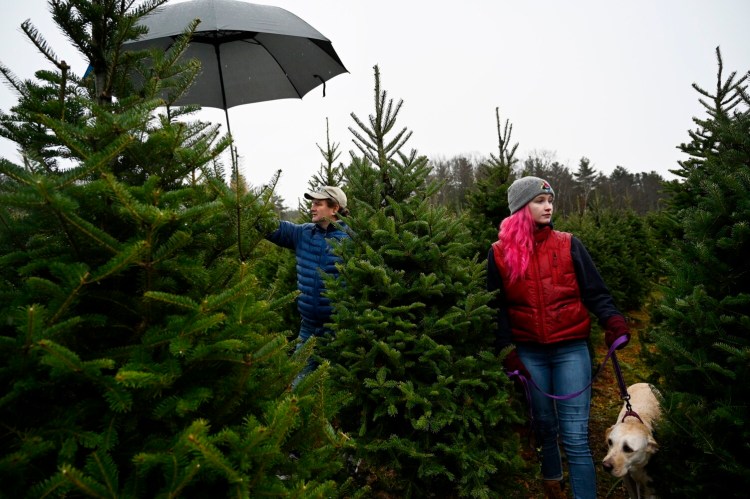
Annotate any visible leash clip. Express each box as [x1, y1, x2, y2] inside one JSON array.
[[620, 393, 645, 424]]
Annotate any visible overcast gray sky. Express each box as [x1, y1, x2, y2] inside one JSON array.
[[1, 0, 749, 205]]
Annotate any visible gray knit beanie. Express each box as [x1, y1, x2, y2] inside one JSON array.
[[507, 176, 555, 214]]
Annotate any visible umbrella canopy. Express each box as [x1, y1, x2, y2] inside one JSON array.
[[123, 0, 348, 110], [122, 0, 347, 261]]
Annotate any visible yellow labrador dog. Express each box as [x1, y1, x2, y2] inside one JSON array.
[[602, 383, 660, 499]]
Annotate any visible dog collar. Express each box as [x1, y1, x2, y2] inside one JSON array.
[[621, 409, 644, 424]]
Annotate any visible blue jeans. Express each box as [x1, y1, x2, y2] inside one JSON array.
[[517, 339, 595, 499], [291, 320, 328, 389]]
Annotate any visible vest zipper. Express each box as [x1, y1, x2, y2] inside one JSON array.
[[532, 252, 547, 341], [551, 251, 558, 285]]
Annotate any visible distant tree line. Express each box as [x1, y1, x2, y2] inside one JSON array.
[[427, 152, 668, 216]]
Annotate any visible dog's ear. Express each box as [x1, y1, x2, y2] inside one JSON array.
[[647, 435, 658, 454], [605, 425, 614, 439]]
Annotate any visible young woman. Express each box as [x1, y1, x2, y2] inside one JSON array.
[[486, 176, 630, 499]]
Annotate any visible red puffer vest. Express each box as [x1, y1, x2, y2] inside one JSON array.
[[491, 226, 591, 344]]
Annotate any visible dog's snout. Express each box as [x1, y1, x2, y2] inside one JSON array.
[[602, 460, 613, 472]]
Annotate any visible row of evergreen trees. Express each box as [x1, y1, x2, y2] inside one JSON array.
[[0, 2, 747, 497]]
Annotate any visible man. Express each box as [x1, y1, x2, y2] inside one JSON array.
[[265, 186, 350, 386]]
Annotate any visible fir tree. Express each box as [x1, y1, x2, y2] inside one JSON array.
[[646, 47, 750, 497], [0, 2, 348, 496], [572, 157, 599, 214], [319, 66, 525, 498], [311, 117, 346, 189], [294, 117, 347, 216], [465, 107, 519, 259]]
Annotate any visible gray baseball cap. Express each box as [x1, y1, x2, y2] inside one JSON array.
[[304, 186, 347, 209]]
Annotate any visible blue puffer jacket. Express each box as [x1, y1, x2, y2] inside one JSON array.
[[266, 220, 350, 326]]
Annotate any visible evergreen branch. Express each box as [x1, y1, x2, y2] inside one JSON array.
[[349, 128, 377, 163], [106, 1, 171, 92], [27, 471, 74, 498], [0, 157, 33, 183], [87, 451, 119, 497], [49, 272, 89, 325], [151, 21, 202, 107], [36, 339, 84, 374], [175, 200, 225, 227], [20, 20, 62, 70], [173, 388, 214, 417], [183, 421, 245, 484], [264, 396, 301, 448], [316, 117, 342, 166], [58, 210, 121, 254], [0, 61, 26, 97], [88, 241, 147, 283], [24, 303, 46, 352], [704, 361, 736, 379], [250, 333, 287, 363], [713, 342, 750, 359], [143, 291, 199, 311], [101, 382, 133, 413], [383, 129, 412, 159], [125, 1, 171, 31], [58, 464, 109, 498], [202, 277, 259, 314], [99, 173, 148, 223], [177, 314, 227, 343], [166, 461, 203, 499], [115, 370, 177, 390], [349, 112, 378, 143], [55, 134, 134, 187], [151, 230, 192, 263], [266, 289, 299, 316]]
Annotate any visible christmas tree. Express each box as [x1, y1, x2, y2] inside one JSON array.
[[647, 47, 750, 497], [319, 66, 525, 498], [465, 107, 518, 259], [0, 1, 347, 496]]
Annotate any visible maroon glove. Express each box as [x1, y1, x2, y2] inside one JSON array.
[[605, 315, 630, 350], [503, 349, 531, 379]]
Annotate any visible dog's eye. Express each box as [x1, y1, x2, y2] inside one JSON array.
[[607, 438, 613, 448], [623, 444, 634, 453]]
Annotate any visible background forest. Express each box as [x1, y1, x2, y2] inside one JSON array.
[[0, 2, 748, 498]]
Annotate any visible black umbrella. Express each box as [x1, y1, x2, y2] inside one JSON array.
[[124, 0, 347, 160], [124, 0, 347, 260]]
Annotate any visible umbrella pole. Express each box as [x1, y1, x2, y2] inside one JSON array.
[[214, 45, 238, 176], [224, 106, 237, 173], [215, 44, 244, 261]]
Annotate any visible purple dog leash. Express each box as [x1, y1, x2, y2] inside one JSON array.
[[508, 335, 636, 422], [611, 348, 643, 423], [508, 334, 629, 399]]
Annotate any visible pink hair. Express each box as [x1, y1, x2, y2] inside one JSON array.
[[498, 205, 536, 284]]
